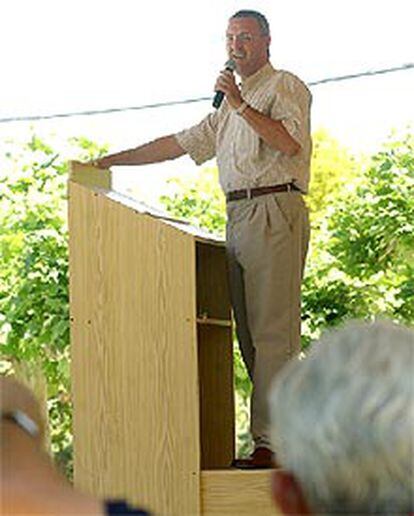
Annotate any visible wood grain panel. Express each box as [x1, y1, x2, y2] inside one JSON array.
[[69, 180, 200, 515], [196, 242, 231, 321], [201, 470, 280, 515], [197, 325, 234, 469]]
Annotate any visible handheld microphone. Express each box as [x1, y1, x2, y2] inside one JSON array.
[[212, 59, 236, 109]]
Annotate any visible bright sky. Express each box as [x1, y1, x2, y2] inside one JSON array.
[[1, 0, 413, 200]]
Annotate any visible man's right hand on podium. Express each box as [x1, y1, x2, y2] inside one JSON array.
[[88, 157, 114, 169]]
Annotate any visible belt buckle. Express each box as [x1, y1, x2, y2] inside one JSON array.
[[287, 183, 292, 192], [246, 188, 252, 200]]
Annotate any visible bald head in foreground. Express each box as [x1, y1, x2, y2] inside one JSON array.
[[269, 320, 414, 515]]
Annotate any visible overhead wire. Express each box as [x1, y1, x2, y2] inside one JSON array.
[[0, 63, 412, 124]]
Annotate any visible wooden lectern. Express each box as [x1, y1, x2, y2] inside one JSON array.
[[68, 162, 276, 515]]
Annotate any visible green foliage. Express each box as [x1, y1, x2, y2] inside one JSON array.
[[160, 167, 226, 237], [0, 134, 107, 475], [302, 132, 414, 344], [308, 128, 362, 222], [329, 135, 413, 277]]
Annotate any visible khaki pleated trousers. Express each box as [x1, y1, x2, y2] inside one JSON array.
[[226, 191, 310, 448]]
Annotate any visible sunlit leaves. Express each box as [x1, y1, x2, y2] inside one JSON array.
[[0, 133, 107, 476]]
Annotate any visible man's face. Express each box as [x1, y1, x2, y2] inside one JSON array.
[[226, 17, 270, 78]]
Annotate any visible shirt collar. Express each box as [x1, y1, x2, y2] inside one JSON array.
[[241, 62, 275, 91]]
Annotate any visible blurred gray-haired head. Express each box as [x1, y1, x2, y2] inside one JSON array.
[[269, 320, 414, 515]]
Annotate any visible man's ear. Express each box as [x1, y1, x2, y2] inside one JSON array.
[[271, 470, 312, 515]]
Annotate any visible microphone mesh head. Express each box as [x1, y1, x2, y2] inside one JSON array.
[[225, 59, 236, 71]]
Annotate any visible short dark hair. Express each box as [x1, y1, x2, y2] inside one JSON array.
[[230, 10, 270, 36]]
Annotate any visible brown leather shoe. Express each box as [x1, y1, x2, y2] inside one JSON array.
[[232, 446, 276, 469]]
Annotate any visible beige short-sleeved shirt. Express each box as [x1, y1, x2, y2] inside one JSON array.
[[175, 63, 312, 194]]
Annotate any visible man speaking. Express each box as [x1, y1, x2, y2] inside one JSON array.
[[91, 9, 312, 469]]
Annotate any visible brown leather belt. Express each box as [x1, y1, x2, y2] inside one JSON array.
[[226, 183, 300, 202]]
